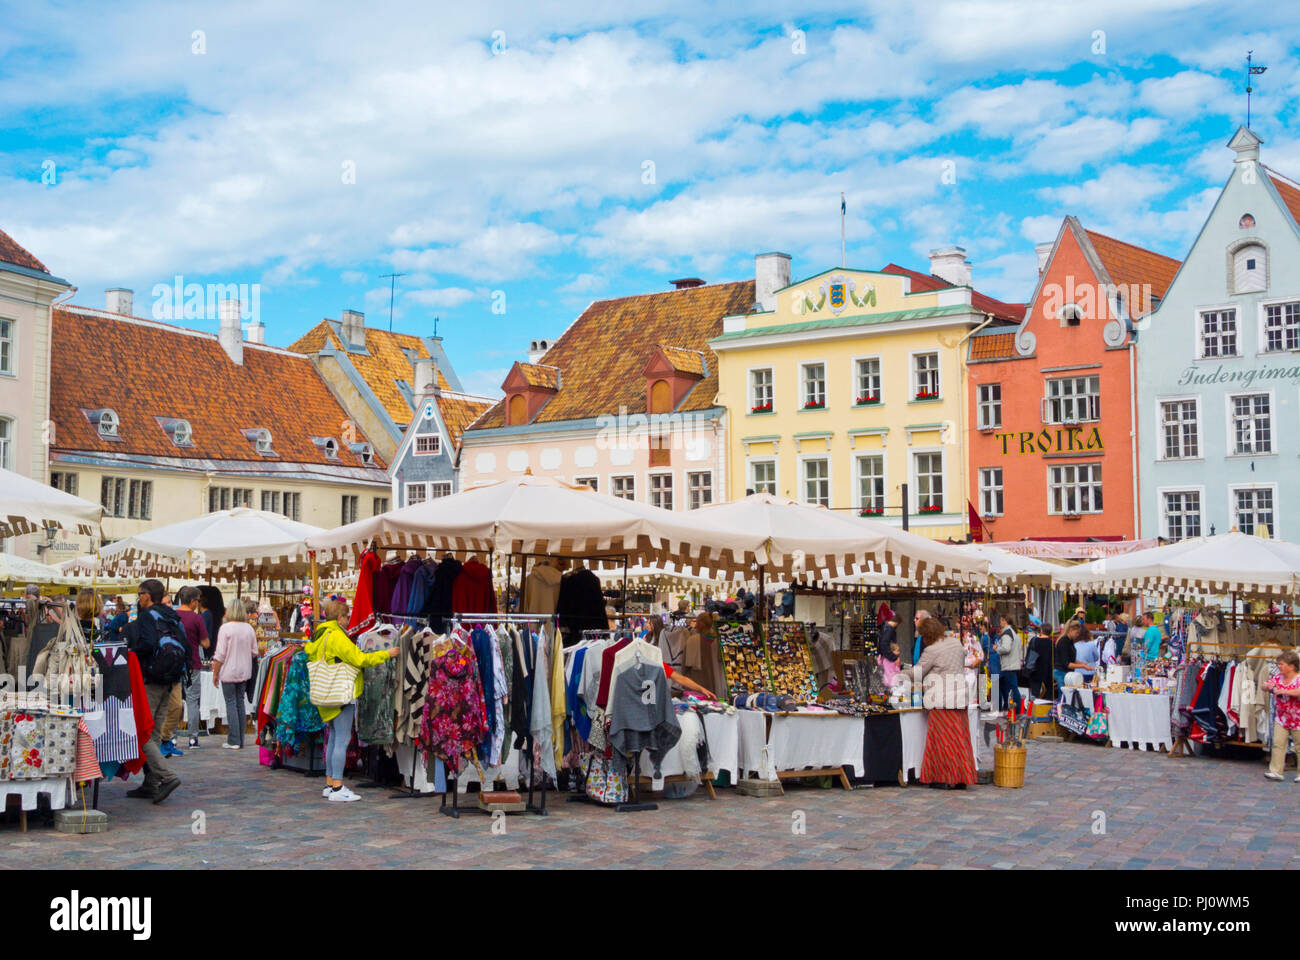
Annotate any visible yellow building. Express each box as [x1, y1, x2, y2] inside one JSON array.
[[710, 251, 1022, 541]]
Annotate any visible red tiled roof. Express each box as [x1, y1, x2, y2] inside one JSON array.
[[659, 345, 709, 376], [0, 226, 48, 273], [471, 280, 755, 429], [435, 392, 493, 450], [1266, 169, 1300, 232], [880, 264, 1024, 322], [1084, 230, 1181, 317], [52, 307, 385, 469], [969, 332, 1017, 361], [517, 363, 561, 390]]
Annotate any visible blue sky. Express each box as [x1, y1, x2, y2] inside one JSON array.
[[2, 0, 1300, 398]]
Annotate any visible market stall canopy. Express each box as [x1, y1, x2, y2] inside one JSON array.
[[592, 562, 741, 590], [953, 543, 1065, 589], [91, 508, 326, 579], [1054, 532, 1300, 598], [0, 465, 102, 540], [306, 476, 760, 576], [687, 494, 990, 584], [0, 552, 82, 587]]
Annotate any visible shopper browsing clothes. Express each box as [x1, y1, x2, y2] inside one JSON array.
[[914, 617, 976, 789], [306, 598, 400, 802], [1052, 619, 1093, 700], [210, 601, 257, 749], [1263, 651, 1300, 782], [122, 579, 186, 804], [995, 612, 1023, 713], [175, 586, 211, 750]]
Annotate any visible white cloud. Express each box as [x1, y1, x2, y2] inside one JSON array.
[[405, 286, 477, 308], [1021, 116, 1164, 174], [1036, 165, 1173, 214], [459, 367, 509, 400], [1138, 71, 1235, 117]]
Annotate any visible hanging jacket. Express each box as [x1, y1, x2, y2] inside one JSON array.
[[348, 550, 381, 631], [407, 560, 437, 617], [390, 557, 422, 615], [373, 561, 403, 615], [427, 557, 463, 631], [557, 567, 607, 639], [452, 559, 496, 616], [420, 642, 489, 776], [608, 660, 681, 769]]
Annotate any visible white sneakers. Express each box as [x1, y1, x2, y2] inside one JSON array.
[[1265, 772, 1284, 781], [326, 786, 361, 802], [222, 743, 241, 750]]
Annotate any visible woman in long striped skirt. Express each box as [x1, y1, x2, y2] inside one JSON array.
[[915, 617, 977, 788]]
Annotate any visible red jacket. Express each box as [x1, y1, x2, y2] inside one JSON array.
[[451, 559, 496, 615]]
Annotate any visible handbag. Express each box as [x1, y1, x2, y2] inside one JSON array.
[[306, 642, 358, 709], [1086, 693, 1110, 740], [1056, 690, 1091, 736], [581, 752, 628, 805]]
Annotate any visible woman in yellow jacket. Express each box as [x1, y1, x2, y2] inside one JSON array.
[[306, 598, 399, 802]]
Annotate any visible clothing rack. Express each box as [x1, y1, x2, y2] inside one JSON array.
[[369, 613, 443, 802]]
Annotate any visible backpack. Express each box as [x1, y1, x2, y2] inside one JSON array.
[[138, 607, 191, 686]]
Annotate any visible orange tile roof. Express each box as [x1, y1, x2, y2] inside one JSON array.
[[517, 363, 561, 390], [435, 392, 493, 450], [289, 321, 450, 426], [1084, 230, 1181, 317], [472, 280, 754, 429], [1266, 169, 1300, 231], [0, 225, 48, 273], [659, 345, 709, 376], [969, 332, 1017, 361], [880, 264, 1024, 322], [52, 307, 385, 469]]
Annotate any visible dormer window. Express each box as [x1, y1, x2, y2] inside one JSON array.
[[172, 420, 191, 445], [85, 408, 121, 439], [350, 441, 374, 465], [243, 427, 274, 456], [318, 437, 339, 460], [1231, 242, 1267, 294]]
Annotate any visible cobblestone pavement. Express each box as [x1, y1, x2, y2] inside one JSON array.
[[3, 737, 1298, 869]]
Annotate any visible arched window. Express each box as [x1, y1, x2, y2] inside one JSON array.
[[97, 409, 119, 438], [508, 394, 527, 426], [649, 379, 672, 414], [1232, 242, 1267, 294]]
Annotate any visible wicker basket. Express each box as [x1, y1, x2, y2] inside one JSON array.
[[993, 744, 1026, 788]]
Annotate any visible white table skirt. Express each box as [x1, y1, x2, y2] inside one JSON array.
[[1071, 690, 1172, 752], [764, 713, 864, 781], [900, 707, 981, 780], [393, 742, 522, 794], [637, 711, 754, 781], [185, 679, 255, 731], [2, 777, 72, 811]]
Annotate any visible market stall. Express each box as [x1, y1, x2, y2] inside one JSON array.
[[0, 465, 102, 543]]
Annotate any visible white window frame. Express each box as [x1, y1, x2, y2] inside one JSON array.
[[611, 474, 636, 501], [0, 416, 12, 471], [101, 476, 127, 518], [910, 350, 941, 400], [1155, 395, 1202, 461], [977, 383, 1002, 430], [1228, 483, 1278, 537], [748, 366, 774, 412], [686, 470, 713, 510], [372, 497, 389, 515], [1157, 485, 1206, 541], [1042, 374, 1101, 424], [1198, 306, 1240, 359], [1046, 462, 1104, 516], [0, 316, 15, 377], [1225, 390, 1274, 456], [430, 482, 452, 499], [406, 482, 428, 506], [574, 476, 598, 491], [648, 470, 674, 511], [1258, 296, 1300, 355], [854, 453, 886, 513], [341, 494, 359, 525], [798, 454, 831, 507], [127, 479, 152, 520], [414, 434, 442, 456], [800, 360, 827, 409], [852, 355, 882, 405], [51, 471, 78, 496], [978, 466, 1004, 517], [911, 447, 945, 514], [747, 458, 777, 496]]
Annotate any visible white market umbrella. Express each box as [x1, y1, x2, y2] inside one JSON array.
[[0, 551, 81, 587], [306, 475, 762, 576], [953, 543, 1065, 589], [0, 465, 102, 540], [93, 508, 326, 580], [1054, 532, 1300, 598]]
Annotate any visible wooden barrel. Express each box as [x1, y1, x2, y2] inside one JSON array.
[[993, 744, 1026, 788]]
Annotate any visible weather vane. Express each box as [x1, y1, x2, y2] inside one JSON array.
[[1246, 51, 1267, 128]]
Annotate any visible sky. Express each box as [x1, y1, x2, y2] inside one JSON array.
[[3, 0, 1300, 399]]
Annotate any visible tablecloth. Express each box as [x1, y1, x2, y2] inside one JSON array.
[[765, 712, 864, 780], [1070, 689, 1172, 752], [636, 711, 759, 781], [393, 743, 522, 794], [2, 776, 71, 811]]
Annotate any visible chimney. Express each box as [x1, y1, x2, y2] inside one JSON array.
[[412, 357, 440, 398], [528, 339, 553, 364], [755, 252, 791, 312], [1035, 242, 1054, 276], [246, 318, 266, 344], [670, 277, 705, 290], [218, 299, 243, 365], [929, 246, 972, 287], [341, 309, 366, 349], [105, 288, 133, 316]]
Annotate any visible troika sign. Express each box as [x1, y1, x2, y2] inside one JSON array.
[[994, 426, 1104, 455], [1177, 363, 1300, 390]]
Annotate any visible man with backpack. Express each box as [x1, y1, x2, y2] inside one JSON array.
[[123, 579, 185, 804]]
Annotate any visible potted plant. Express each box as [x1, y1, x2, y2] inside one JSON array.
[[914, 390, 939, 401], [855, 394, 880, 405], [802, 400, 825, 410], [920, 504, 942, 514], [750, 402, 773, 414], [858, 506, 884, 517]]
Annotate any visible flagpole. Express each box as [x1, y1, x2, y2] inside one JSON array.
[[840, 191, 846, 268]]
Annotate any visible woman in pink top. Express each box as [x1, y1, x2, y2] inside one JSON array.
[[211, 601, 258, 749], [1263, 650, 1300, 781]]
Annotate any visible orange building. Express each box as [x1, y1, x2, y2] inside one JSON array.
[[966, 218, 1179, 543]]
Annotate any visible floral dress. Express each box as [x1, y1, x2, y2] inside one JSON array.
[[420, 642, 489, 776], [272, 652, 325, 753]]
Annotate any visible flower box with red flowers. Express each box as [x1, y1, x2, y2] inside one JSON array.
[[858, 507, 884, 517], [750, 403, 773, 414], [919, 504, 943, 513], [802, 401, 826, 410], [855, 396, 880, 405], [913, 391, 939, 401]]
